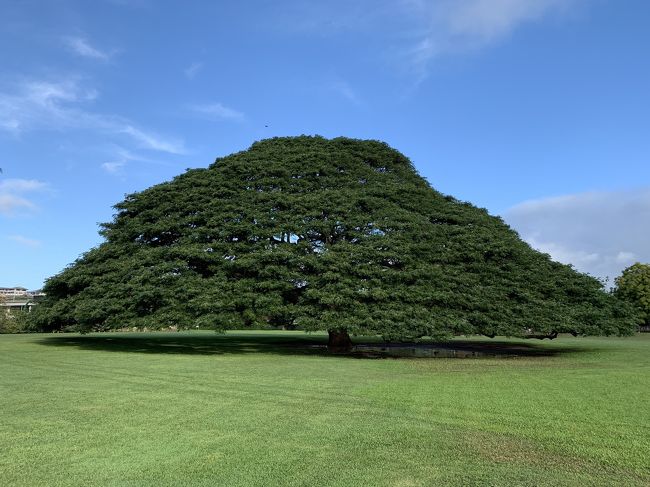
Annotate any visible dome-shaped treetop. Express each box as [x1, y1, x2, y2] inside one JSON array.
[[35, 136, 636, 345]]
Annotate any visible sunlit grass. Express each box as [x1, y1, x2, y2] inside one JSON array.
[[1, 331, 648, 486]]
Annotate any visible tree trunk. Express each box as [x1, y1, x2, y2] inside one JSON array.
[[328, 329, 352, 353]]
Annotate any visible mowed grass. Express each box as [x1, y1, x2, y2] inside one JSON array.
[[1, 332, 648, 486]]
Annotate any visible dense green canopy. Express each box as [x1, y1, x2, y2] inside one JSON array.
[[614, 263, 650, 326], [34, 136, 636, 341]]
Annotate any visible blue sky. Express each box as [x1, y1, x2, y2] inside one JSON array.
[[1, 0, 648, 290]]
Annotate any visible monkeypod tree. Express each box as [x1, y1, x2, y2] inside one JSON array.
[[33, 136, 637, 350], [614, 263, 650, 326]]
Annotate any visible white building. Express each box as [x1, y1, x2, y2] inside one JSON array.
[[0, 287, 28, 297], [0, 287, 44, 312]]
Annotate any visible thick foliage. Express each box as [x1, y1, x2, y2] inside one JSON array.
[[0, 309, 31, 334], [614, 263, 650, 325], [33, 136, 636, 338]]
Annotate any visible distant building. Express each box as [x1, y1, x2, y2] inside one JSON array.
[[0, 287, 28, 297], [0, 287, 45, 313]]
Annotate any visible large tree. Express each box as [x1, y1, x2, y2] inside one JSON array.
[[614, 263, 650, 326], [33, 136, 636, 349]]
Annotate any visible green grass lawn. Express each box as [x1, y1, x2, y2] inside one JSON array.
[[1, 331, 648, 486]]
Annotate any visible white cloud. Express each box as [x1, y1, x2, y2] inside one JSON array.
[[0, 78, 95, 134], [0, 77, 186, 154], [0, 119, 20, 133], [101, 160, 126, 174], [0, 179, 48, 193], [64, 37, 112, 61], [0, 178, 49, 216], [184, 62, 203, 79], [400, 0, 576, 80], [504, 187, 650, 283], [8, 235, 42, 248], [616, 251, 637, 264], [100, 146, 167, 174], [329, 79, 360, 104], [281, 0, 579, 81], [118, 125, 186, 154], [188, 103, 244, 121], [0, 194, 36, 215], [447, 0, 568, 40]]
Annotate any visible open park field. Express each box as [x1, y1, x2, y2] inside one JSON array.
[[1, 331, 649, 486]]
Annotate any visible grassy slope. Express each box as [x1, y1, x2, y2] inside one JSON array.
[[0, 331, 648, 486]]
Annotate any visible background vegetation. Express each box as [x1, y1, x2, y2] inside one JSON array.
[[0, 308, 30, 334], [614, 263, 650, 326]]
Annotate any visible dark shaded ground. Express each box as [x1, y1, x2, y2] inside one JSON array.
[[37, 332, 592, 359]]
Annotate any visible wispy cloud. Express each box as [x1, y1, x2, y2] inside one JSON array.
[[281, 0, 579, 82], [0, 194, 36, 215], [0, 178, 49, 216], [504, 187, 650, 283], [329, 79, 360, 104], [100, 146, 168, 175], [101, 160, 126, 174], [184, 62, 203, 79], [64, 36, 112, 61], [0, 119, 20, 132], [118, 125, 186, 154], [188, 102, 244, 121], [0, 78, 94, 135], [0, 179, 48, 193], [8, 235, 42, 248], [399, 0, 576, 80], [0, 77, 186, 154]]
